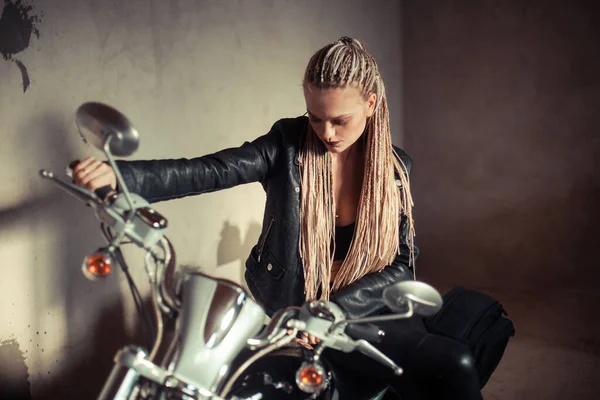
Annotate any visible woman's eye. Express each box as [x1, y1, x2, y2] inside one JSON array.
[[310, 118, 322, 123]]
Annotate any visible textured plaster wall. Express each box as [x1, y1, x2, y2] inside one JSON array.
[[0, 0, 403, 398], [402, 0, 600, 398]]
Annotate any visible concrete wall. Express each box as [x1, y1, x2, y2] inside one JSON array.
[[0, 0, 402, 398], [402, 0, 600, 398]]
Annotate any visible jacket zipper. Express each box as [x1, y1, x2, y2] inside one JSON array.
[[257, 217, 275, 263]]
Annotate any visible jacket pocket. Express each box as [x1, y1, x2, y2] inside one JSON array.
[[247, 249, 286, 295], [245, 248, 286, 316], [259, 249, 286, 280]]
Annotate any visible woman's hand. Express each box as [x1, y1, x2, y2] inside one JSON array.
[[295, 332, 320, 349], [72, 156, 117, 192]]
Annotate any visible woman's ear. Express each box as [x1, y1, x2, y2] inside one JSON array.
[[366, 93, 377, 117]]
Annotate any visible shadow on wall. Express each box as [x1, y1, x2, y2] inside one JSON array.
[[1, 135, 263, 398], [217, 220, 262, 288], [0, 110, 146, 399], [2, 109, 263, 397]]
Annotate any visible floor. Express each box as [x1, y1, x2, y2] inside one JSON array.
[[474, 285, 600, 399], [483, 337, 600, 399]]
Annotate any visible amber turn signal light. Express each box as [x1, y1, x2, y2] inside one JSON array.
[[82, 250, 113, 280], [295, 361, 327, 393]]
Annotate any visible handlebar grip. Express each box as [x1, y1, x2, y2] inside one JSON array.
[[94, 185, 113, 200], [67, 160, 113, 200], [344, 323, 385, 344]]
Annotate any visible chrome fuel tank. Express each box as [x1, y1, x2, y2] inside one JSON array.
[[170, 273, 266, 397]]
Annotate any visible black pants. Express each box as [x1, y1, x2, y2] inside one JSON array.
[[323, 317, 483, 400]]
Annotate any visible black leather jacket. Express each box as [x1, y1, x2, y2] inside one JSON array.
[[116, 116, 416, 319]]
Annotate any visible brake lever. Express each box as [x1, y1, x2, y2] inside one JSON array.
[[41, 169, 167, 249], [355, 340, 403, 375], [294, 301, 404, 375], [40, 169, 101, 205], [40, 169, 125, 229]]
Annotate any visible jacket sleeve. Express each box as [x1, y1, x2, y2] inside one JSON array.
[[114, 121, 283, 203], [330, 213, 418, 319]]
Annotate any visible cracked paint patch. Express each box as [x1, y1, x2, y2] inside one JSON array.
[[0, 0, 43, 93]]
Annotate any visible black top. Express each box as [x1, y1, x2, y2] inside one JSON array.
[[333, 222, 356, 261]]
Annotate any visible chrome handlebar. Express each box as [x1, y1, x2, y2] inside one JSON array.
[[39, 169, 168, 250], [243, 299, 408, 377]]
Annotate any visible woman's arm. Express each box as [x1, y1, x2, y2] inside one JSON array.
[[115, 121, 284, 203]]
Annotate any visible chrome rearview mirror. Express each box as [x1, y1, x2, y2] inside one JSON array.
[[328, 281, 443, 332], [383, 281, 443, 317], [75, 102, 140, 214], [76, 102, 140, 157]]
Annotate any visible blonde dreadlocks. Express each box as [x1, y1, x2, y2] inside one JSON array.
[[299, 37, 416, 302]]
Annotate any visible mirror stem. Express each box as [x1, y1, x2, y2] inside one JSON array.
[[103, 135, 137, 221], [330, 301, 414, 333]]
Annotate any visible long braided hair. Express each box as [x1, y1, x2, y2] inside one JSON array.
[[299, 37, 416, 302]]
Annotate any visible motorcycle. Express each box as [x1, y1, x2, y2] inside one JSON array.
[[39, 102, 444, 400]]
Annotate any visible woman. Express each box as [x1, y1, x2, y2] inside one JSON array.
[[73, 37, 482, 399]]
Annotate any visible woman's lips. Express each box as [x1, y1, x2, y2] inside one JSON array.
[[326, 141, 341, 147]]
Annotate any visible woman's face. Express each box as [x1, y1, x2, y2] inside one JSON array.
[[304, 84, 376, 154]]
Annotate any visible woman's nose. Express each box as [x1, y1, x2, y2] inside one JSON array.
[[323, 123, 335, 140]]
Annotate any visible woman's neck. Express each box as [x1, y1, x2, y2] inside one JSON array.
[[330, 138, 365, 165]]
